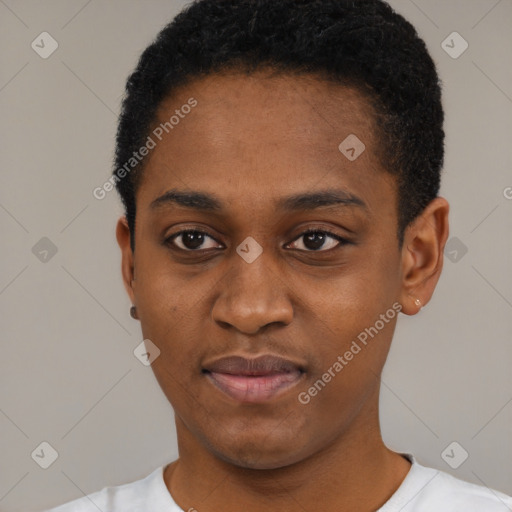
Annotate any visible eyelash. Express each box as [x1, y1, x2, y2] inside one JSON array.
[[164, 227, 350, 253]]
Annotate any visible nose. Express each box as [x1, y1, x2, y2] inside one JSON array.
[[211, 252, 294, 335]]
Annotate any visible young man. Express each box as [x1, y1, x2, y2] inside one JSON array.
[[45, 0, 512, 510]]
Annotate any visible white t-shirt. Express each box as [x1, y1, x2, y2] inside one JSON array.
[[42, 453, 512, 511]]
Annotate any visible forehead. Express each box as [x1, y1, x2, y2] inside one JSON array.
[[137, 70, 394, 216], [154, 70, 378, 157]]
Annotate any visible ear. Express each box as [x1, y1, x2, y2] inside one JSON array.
[[398, 197, 450, 315], [116, 215, 136, 305]]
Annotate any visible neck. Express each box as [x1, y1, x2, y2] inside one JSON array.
[[164, 388, 411, 512]]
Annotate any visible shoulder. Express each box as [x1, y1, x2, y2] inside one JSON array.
[[400, 455, 512, 512], [423, 469, 512, 510], [41, 466, 166, 512]]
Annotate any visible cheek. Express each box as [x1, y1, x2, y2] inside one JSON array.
[[138, 294, 206, 415], [134, 263, 207, 370], [135, 251, 199, 327], [301, 267, 399, 388], [315, 269, 392, 334]]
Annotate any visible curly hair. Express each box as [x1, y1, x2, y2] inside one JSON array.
[[113, 0, 444, 251]]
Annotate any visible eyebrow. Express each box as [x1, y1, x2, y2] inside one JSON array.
[[149, 188, 367, 212]]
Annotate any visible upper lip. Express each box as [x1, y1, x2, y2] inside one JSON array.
[[203, 354, 304, 376]]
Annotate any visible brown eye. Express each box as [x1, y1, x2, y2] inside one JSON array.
[[287, 230, 348, 252], [166, 230, 221, 251]]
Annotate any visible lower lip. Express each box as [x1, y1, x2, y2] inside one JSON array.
[[206, 371, 303, 403]]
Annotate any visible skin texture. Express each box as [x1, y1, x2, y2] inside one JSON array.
[[116, 70, 449, 512]]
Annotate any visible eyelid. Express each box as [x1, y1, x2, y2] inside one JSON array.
[[165, 225, 350, 253], [285, 228, 349, 251], [165, 227, 223, 251]]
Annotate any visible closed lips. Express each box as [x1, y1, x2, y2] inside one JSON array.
[[202, 354, 305, 402], [202, 354, 304, 375]]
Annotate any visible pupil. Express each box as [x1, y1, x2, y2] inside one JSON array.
[[304, 232, 325, 250], [184, 231, 204, 250], [181, 231, 327, 251]]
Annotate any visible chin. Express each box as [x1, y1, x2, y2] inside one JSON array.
[[203, 427, 313, 471], [215, 445, 305, 470]]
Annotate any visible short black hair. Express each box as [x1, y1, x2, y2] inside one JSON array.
[[114, 0, 444, 251]]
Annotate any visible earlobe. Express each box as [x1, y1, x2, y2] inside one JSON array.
[[115, 216, 136, 305], [399, 197, 450, 316]]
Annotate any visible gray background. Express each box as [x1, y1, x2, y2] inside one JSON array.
[[0, 0, 511, 510]]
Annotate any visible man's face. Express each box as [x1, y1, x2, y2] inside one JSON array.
[[130, 71, 404, 469]]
